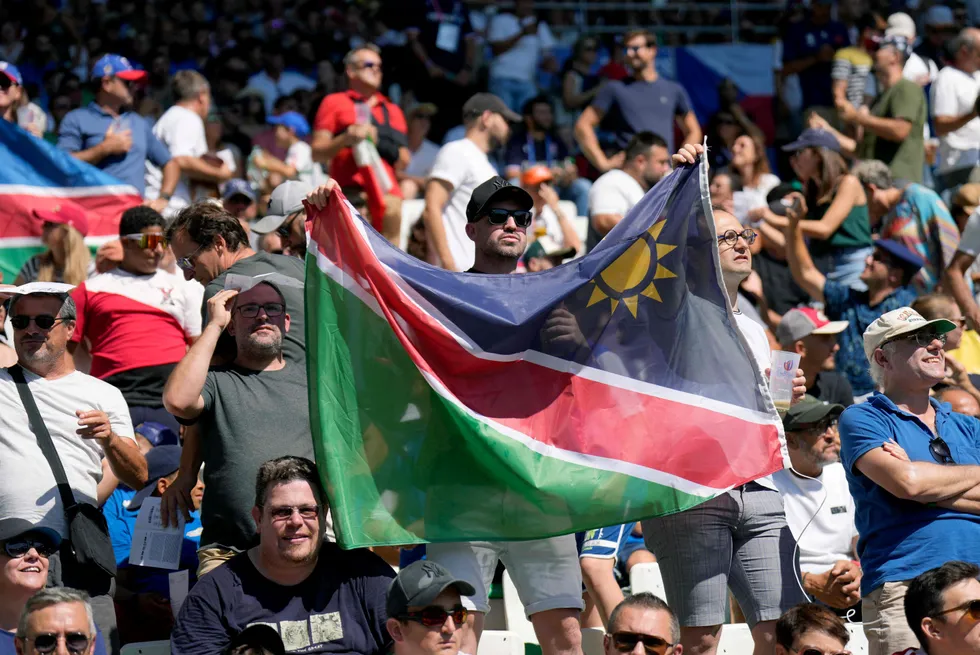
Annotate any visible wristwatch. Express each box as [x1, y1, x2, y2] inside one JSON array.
[[160, 192, 173, 201]]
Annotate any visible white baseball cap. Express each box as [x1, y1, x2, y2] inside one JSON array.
[[863, 307, 956, 360], [885, 12, 917, 39]]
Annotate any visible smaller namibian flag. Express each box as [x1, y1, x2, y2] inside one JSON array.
[[306, 155, 788, 549], [0, 120, 142, 282]]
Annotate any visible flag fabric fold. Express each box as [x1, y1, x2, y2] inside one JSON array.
[[305, 155, 788, 549], [0, 120, 141, 282]]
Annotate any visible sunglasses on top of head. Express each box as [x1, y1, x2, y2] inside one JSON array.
[[28, 633, 91, 655], [398, 606, 468, 627], [122, 233, 167, 249], [479, 208, 533, 228]]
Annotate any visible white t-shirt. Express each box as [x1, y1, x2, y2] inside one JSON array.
[[405, 139, 441, 178], [772, 463, 858, 573], [588, 169, 645, 219], [931, 65, 980, 173], [285, 140, 325, 187], [733, 309, 777, 491], [428, 138, 498, 271], [487, 13, 556, 83], [145, 105, 208, 214], [0, 369, 136, 537]]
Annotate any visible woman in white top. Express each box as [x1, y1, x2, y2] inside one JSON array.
[[730, 134, 781, 207]]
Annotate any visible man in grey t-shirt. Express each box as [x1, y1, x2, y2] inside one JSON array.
[[163, 278, 315, 576]]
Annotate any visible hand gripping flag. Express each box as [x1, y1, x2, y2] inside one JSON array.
[[0, 120, 141, 282], [305, 153, 789, 548]]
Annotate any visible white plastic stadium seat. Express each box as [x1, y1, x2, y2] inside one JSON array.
[[399, 199, 426, 251], [120, 641, 170, 655], [477, 630, 524, 655], [846, 623, 869, 655], [502, 570, 539, 645], [629, 562, 668, 603], [581, 627, 606, 655], [717, 623, 754, 654]]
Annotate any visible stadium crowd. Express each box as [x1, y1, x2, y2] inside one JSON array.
[[5, 1, 980, 655]]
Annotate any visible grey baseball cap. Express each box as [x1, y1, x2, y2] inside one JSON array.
[[251, 180, 314, 235], [776, 307, 848, 347], [386, 560, 476, 618]]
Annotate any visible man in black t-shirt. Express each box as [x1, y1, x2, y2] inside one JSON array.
[[776, 307, 855, 406], [172, 457, 394, 655]]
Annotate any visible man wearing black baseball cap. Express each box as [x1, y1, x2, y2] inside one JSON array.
[[386, 561, 475, 655], [422, 93, 521, 272], [462, 176, 534, 274]]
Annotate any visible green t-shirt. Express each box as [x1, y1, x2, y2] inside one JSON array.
[[860, 78, 926, 183]]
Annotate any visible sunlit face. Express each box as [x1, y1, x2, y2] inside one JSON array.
[[923, 578, 980, 654], [790, 147, 820, 182], [170, 229, 222, 284], [0, 74, 22, 112], [486, 112, 512, 149], [1, 536, 50, 597], [877, 331, 947, 389], [642, 146, 671, 188], [731, 135, 758, 169], [121, 225, 165, 275], [788, 416, 841, 471], [347, 48, 382, 90], [11, 295, 74, 371], [774, 629, 848, 655], [714, 211, 752, 284], [465, 199, 528, 263], [102, 75, 134, 106], [875, 46, 901, 85], [17, 602, 95, 655], [710, 174, 734, 206], [227, 283, 290, 359], [253, 480, 321, 566], [603, 607, 679, 655], [801, 333, 840, 371], [387, 588, 464, 655], [624, 35, 655, 72]]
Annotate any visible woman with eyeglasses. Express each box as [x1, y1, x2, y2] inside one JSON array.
[[14, 207, 93, 287], [774, 603, 851, 655]]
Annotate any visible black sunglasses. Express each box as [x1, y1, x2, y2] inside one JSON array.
[[398, 605, 468, 627], [30, 633, 91, 655], [798, 649, 851, 655], [4, 536, 58, 559], [611, 631, 673, 655], [717, 229, 758, 247], [276, 211, 302, 239], [930, 436, 955, 464], [802, 417, 839, 434], [236, 302, 285, 318], [480, 208, 533, 228], [10, 314, 68, 330], [0, 77, 13, 91]]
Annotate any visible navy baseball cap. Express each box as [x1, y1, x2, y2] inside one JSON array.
[[129, 445, 183, 510], [223, 179, 257, 203], [0, 62, 22, 86], [0, 517, 62, 547], [874, 238, 924, 273], [268, 111, 311, 138], [135, 421, 178, 447], [91, 54, 147, 82], [782, 128, 841, 153]]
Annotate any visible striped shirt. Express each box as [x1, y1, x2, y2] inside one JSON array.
[[832, 47, 873, 107]]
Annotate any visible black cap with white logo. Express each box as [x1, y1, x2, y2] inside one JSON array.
[[386, 560, 476, 618], [465, 176, 534, 223]]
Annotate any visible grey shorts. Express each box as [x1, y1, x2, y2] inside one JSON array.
[[641, 482, 805, 628]]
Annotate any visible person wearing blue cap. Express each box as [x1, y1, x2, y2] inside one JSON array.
[[57, 54, 181, 209], [222, 179, 258, 225], [784, 193, 921, 400], [0, 61, 23, 126], [251, 111, 325, 188]]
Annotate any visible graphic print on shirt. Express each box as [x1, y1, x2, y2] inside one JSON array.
[[247, 613, 343, 653]]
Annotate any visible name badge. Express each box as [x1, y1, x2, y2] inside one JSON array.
[[436, 22, 460, 53], [830, 505, 848, 515]]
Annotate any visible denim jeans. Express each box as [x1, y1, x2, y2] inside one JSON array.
[[488, 76, 539, 113]]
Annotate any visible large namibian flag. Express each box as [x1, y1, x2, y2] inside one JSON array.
[[0, 120, 142, 282], [306, 154, 788, 549]]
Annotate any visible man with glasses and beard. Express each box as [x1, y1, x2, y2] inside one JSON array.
[[601, 594, 681, 655], [171, 457, 395, 655], [68, 207, 202, 434], [163, 278, 315, 577], [57, 55, 180, 214], [901, 561, 980, 655], [839, 307, 980, 655]]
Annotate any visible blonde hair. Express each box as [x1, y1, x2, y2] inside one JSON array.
[[38, 224, 90, 286]]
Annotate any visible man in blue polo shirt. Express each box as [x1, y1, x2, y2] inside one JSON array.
[[785, 200, 921, 400], [57, 54, 179, 210], [839, 306, 980, 655]]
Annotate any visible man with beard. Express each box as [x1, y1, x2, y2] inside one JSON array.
[[57, 55, 180, 213], [772, 396, 860, 612], [423, 93, 521, 271], [586, 131, 671, 251], [171, 456, 395, 655], [776, 308, 854, 406], [163, 277, 315, 576], [0, 284, 146, 651]]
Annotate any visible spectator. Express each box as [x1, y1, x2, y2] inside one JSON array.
[[785, 200, 922, 398], [781, 0, 850, 114], [931, 28, 980, 193], [839, 306, 980, 655], [945, 185, 980, 333], [311, 44, 408, 244], [709, 171, 737, 216], [558, 37, 601, 135], [832, 13, 883, 111], [882, 13, 940, 88], [14, 206, 91, 286], [145, 70, 232, 218], [772, 397, 860, 611], [57, 55, 180, 208], [171, 456, 395, 655], [221, 180, 258, 228], [910, 294, 980, 403], [586, 132, 671, 251], [505, 96, 591, 219], [520, 166, 582, 254], [426, 177, 584, 655], [385, 560, 476, 655], [708, 80, 767, 173], [522, 237, 577, 272], [69, 206, 202, 434], [917, 6, 957, 74], [601, 594, 679, 655], [0, 285, 146, 650], [855, 159, 960, 293], [249, 181, 314, 260], [244, 46, 315, 117], [486, 0, 556, 113], [935, 385, 980, 418], [579, 524, 655, 628], [163, 277, 314, 576], [775, 308, 854, 406], [575, 30, 700, 174], [423, 93, 519, 271], [252, 112, 324, 188], [774, 603, 851, 655], [399, 104, 440, 201], [903, 561, 980, 655], [730, 133, 781, 214], [770, 129, 872, 290], [0, 301, 15, 369], [14, 589, 100, 655], [0, 62, 22, 126]]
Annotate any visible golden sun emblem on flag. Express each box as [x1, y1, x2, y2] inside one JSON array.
[[587, 219, 678, 317]]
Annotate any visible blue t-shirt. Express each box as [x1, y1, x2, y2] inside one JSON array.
[[0, 628, 107, 655], [504, 129, 571, 171], [592, 77, 692, 153], [839, 393, 980, 594], [782, 18, 851, 109], [171, 544, 395, 655], [56, 103, 171, 194], [823, 280, 917, 396]]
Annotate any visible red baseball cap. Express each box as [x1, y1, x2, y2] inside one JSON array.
[[776, 307, 848, 346], [33, 205, 90, 237]]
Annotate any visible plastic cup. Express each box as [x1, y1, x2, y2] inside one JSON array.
[[769, 350, 801, 414]]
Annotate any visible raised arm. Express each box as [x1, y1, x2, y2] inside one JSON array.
[[945, 250, 980, 330], [784, 198, 827, 303]]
